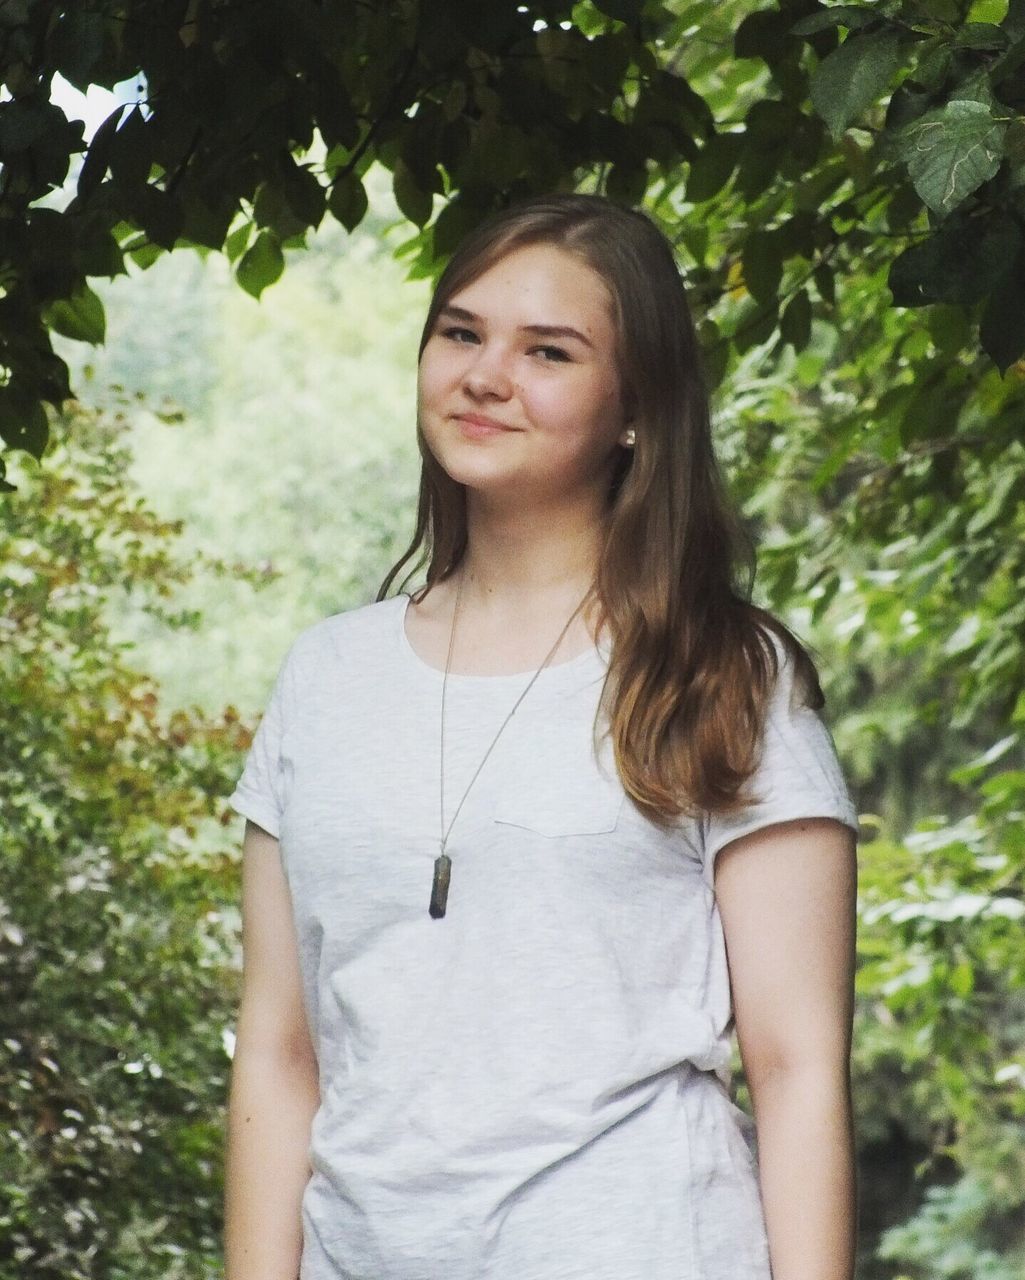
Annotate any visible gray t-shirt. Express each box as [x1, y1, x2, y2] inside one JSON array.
[[228, 593, 859, 1280]]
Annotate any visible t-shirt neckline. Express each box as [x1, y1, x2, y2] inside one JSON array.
[[394, 592, 606, 685]]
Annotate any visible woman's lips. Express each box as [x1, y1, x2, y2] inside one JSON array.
[[455, 414, 516, 438]]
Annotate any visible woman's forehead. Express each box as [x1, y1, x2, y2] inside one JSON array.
[[446, 242, 615, 327]]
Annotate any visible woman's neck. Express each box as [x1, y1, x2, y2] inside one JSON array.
[[458, 492, 604, 616], [407, 495, 607, 674]]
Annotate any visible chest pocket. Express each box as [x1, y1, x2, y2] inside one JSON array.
[[492, 704, 626, 838]]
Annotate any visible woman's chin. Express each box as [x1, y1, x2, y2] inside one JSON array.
[[434, 453, 527, 491]]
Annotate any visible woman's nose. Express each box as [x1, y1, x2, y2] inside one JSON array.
[[462, 343, 513, 399]]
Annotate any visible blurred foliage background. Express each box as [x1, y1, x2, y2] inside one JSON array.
[[2, 1, 1024, 1277]]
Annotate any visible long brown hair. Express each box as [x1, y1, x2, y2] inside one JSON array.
[[377, 193, 825, 827]]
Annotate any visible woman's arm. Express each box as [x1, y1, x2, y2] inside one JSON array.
[[714, 816, 858, 1280], [224, 820, 320, 1280]]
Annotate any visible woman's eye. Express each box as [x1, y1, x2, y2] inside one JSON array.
[[533, 345, 571, 363], [441, 326, 479, 344]]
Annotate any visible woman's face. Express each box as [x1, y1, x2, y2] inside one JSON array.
[[417, 242, 631, 505]]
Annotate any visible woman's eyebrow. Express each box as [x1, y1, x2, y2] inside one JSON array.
[[439, 305, 593, 348], [521, 323, 593, 348], [438, 304, 479, 324]]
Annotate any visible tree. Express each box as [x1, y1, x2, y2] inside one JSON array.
[[0, 402, 257, 1278], [3, 2, 1024, 1274], [1, 0, 1024, 491]]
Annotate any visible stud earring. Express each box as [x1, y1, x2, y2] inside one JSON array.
[[622, 428, 636, 448]]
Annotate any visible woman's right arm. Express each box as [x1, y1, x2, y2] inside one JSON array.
[[224, 820, 320, 1280]]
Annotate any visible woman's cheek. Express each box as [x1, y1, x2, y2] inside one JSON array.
[[417, 359, 451, 413]]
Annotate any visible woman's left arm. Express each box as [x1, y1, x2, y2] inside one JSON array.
[[714, 815, 858, 1280]]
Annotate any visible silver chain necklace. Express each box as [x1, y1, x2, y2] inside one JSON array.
[[428, 573, 594, 919]]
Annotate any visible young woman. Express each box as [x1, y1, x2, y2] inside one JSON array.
[[224, 193, 860, 1280]]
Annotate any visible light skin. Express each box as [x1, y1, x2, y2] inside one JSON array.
[[224, 820, 319, 1280], [413, 240, 858, 1276], [716, 816, 859, 1280], [224, 241, 857, 1280], [410, 241, 633, 673]]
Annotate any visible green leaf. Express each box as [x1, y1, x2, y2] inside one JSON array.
[[967, 0, 1009, 23], [925, 304, 972, 354], [810, 28, 905, 137], [957, 23, 1010, 50], [76, 105, 124, 202], [781, 288, 813, 351], [128, 239, 161, 269], [685, 132, 743, 202], [131, 184, 184, 250], [180, 196, 235, 252], [889, 212, 1021, 305], [886, 82, 938, 132], [0, 388, 49, 458], [1005, 117, 1025, 187], [109, 106, 151, 188], [0, 0, 29, 26], [77, 220, 124, 278], [698, 319, 728, 390], [813, 261, 836, 305], [946, 737, 1018, 783], [606, 158, 648, 205], [676, 221, 708, 266], [592, 0, 642, 22], [735, 9, 795, 62], [895, 99, 1008, 215], [223, 222, 252, 263], [280, 161, 326, 230], [949, 961, 975, 997], [441, 80, 467, 123], [586, 30, 632, 97], [965, 465, 1021, 535], [942, 68, 995, 108], [430, 196, 488, 257], [328, 173, 369, 232], [913, 0, 960, 18], [742, 229, 784, 303], [732, 298, 779, 353], [312, 77, 359, 150], [393, 159, 433, 228], [791, 7, 879, 36], [48, 11, 105, 93], [980, 252, 1025, 373], [0, 98, 65, 152], [402, 110, 444, 195], [236, 230, 284, 299], [253, 180, 308, 240], [735, 144, 779, 201], [909, 42, 956, 95], [899, 372, 959, 444], [46, 284, 106, 344]]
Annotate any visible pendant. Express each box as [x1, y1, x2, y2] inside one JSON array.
[[429, 853, 452, 919]]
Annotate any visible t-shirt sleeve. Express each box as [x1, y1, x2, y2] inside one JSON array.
[[227, 642, 298, 840], [700, 643, 859, 884]]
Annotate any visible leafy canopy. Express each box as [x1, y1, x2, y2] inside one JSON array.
[[1, 0, 1025, 491]]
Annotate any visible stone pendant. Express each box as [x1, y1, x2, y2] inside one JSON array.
[[429, 853, 451, 919]]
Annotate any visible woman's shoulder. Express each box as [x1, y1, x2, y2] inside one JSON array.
[[279, 594, 407, 676]]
